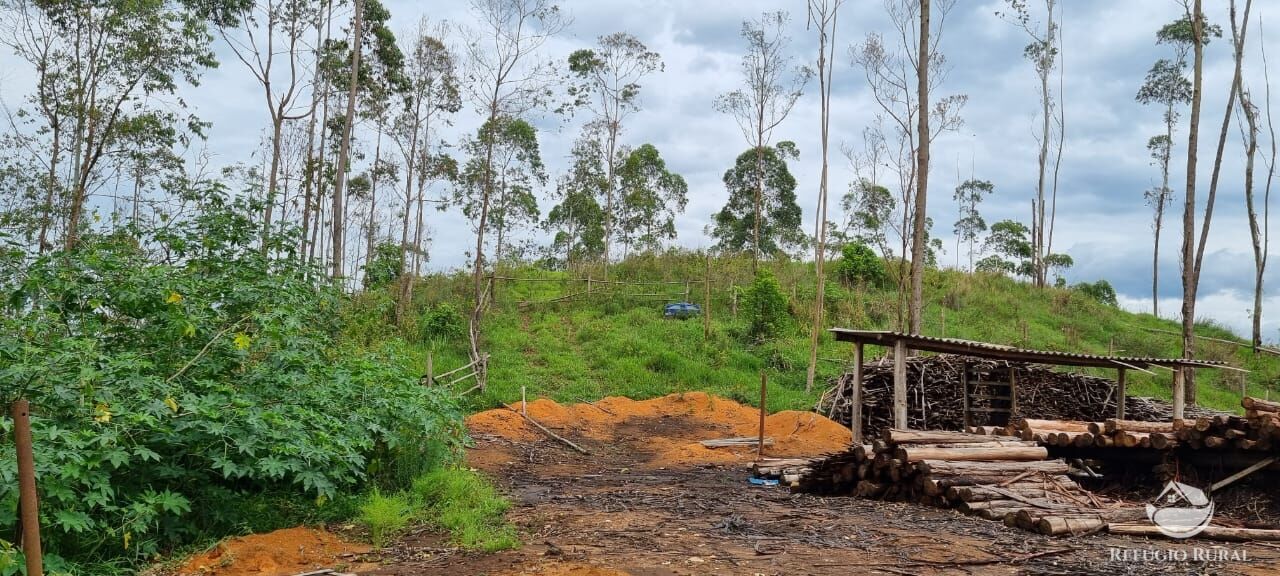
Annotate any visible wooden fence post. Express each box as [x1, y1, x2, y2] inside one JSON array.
[[852, 343, 864, 444], [703, 256, 712, 339], [758, 372, 768, 458], [426, 351, 434, 384], [13, 399, 43, 576]]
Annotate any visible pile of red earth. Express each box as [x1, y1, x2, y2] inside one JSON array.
[[817, 354, 1224, 439]]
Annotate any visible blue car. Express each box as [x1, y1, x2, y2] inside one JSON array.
[[664, 302, 701, 319]]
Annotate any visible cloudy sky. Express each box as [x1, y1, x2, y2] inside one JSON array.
[[5, 0, 1280, 338]]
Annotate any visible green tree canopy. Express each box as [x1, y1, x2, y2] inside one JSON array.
[[617, 144, 687, 253], [712, 142, 805, 256]]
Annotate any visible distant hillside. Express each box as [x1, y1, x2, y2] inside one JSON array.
[[365, 252, 1280, 414]]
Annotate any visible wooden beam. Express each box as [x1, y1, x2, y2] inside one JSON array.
[[1008, 365, 1018, 423], [962, 360, 971, 430], [1211, 456, 1279, 493], [852, 342, 864, 444], [1116, 368, 1127, 420], [893, 339, 908, 428], [1173, 368, 1186, 421]]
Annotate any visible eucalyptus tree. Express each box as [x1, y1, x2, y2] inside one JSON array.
[[390, 18, 459, 320], [461, 0, 566, 302], [716, 11, 812, 271], [852, 0, 964, 332], [1240, 87, 1265, 349], [804, 0, 843, 392], [711, 142, 806, 256], [998, 0, 1063, 288], [455, 116, 546, 266], [616, 144, 687, 254], [0, 0, 233, 251], [1135, 14, 1210, 316], [566, 32, 662, 270], [953, 178, 993, 272], [1181, 0, 1251, 404], [217, 0, 323, 254], [547, 132, 607, 267]]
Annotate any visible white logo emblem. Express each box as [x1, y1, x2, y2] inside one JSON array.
[[1145, 481, 1214, 539]]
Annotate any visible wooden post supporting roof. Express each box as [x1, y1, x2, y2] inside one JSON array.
[[1173, 368, 1185, 420], [852, 342, 864, 443], [1116, 368, 1127, 420], [894, 339, 907, 428]]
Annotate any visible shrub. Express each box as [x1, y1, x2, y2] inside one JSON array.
[[1073, 280, 1118, 307], [835, 243, 886, 287], [742, 269, 789, 341], [0, 190, 464, 567], [419, 302, 466, 349]]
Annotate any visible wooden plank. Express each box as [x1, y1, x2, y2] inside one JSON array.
[[1211, 456, 1279, 493], [894, 339, 907, 429]]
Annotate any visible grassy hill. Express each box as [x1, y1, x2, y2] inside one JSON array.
[[364, 252, 1280, 415]]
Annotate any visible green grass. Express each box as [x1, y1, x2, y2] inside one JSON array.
[[413, 468, 519, 552], [385, 253, 1280, 416], [359, 490, 414, 548]]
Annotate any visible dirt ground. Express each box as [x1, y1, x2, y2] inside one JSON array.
[[355, 393, 1280, 576]]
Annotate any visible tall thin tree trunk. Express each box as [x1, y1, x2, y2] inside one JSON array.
[[908, 0, 931, 335], [806, 1, 838, 393], [1180, 0, 1205, 406], [367, 126, 383, 262], [263, 115, 284, 256], [331, 0, 365, 281]]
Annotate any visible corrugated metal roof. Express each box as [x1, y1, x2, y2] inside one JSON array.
[[828, 329, 1235, 370]]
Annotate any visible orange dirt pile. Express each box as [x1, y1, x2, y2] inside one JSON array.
[[466, 392, 851, 467], [175, 527, 371, 576]]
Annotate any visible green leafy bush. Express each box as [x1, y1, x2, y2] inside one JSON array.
[[419, 302, 466, 349], [0, 189, 463, 567], [742, 269, 789, 341], [834, 243, 885, 287], [1073, 280, 1118, 307]]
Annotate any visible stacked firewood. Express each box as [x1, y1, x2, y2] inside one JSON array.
[[789, 429, 1143, 535], [1162, 397, 1280, 452], [817, 355, 1212, 440]]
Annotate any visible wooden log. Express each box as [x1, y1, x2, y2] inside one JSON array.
[[1108, 523, 1280, 542], [1149, 433, 1176, 450], [884, 429, 1014, 444], [1021, 419, 1092, 432], [948, 485, 1058, 502], [898, 445, 1048, 462], [1037, 516, 1105, 536], [1073, 432, 1095, 448], [915, 459, 1069, 475], [1243, 396, 1280, 413], [1105, 419, 1176, 434], [1204, 436, 1229, 449]]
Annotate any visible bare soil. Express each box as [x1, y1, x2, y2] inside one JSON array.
[[364, 394, 1280, 576]]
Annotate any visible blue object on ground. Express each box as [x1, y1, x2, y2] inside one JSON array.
[[663, 302, 702, 318], [748, 476, 779, 486]]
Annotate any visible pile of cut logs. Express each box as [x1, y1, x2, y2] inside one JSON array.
[[784, 429, 1143, 536], [818, 355, 1222, 440], [1169, 396, 1280, 451], [975, 418, 1184, 450]]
